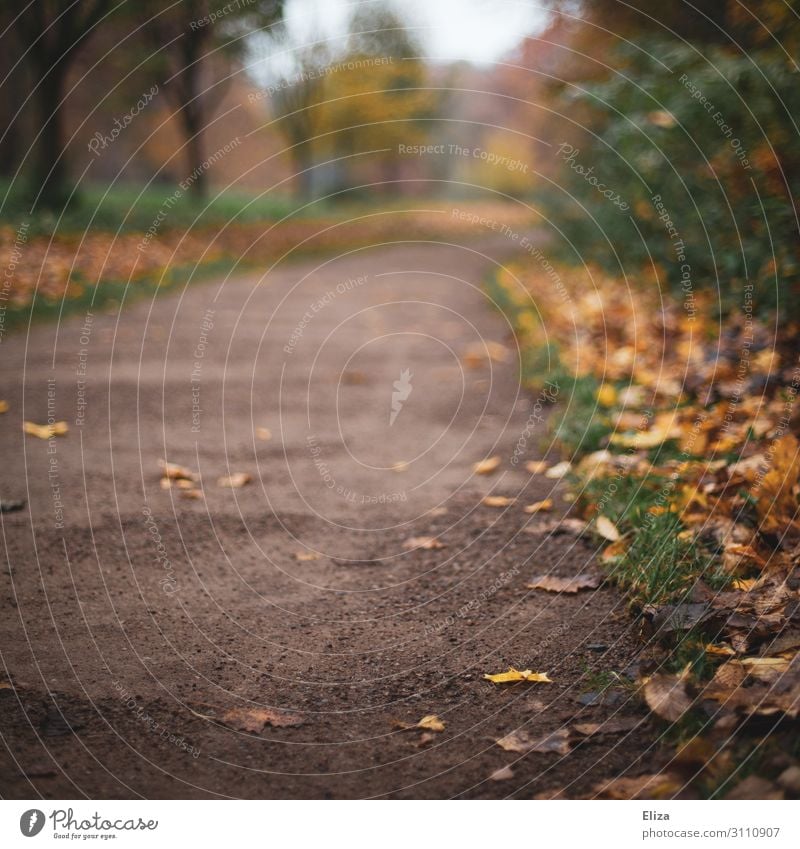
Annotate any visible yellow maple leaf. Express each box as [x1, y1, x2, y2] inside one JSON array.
[[483, 667, 552, 684]]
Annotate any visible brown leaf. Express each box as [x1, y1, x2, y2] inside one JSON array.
[[527, 573, 600, 594], [643, 672, 693, 722], [496, 727, 570, 755], [752, 434, 800, 531], [416, 714, 445, 732], [216, 707, 304, 732], [594, 772, 683, 799], [489, 765, 515, 781], [571, 716, 642, 737], [402, 536, 446, 550], [159, 460, 195, 481]]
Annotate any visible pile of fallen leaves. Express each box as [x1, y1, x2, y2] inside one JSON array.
[[491, 259, 800, 798], [0, 203, 534, 316]]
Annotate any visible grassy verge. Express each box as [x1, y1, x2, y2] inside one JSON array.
[[486, 260, 800, 799]]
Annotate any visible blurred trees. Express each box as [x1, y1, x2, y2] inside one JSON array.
[[529, 0, 800, 313], [270, 1, 437, 198], [6, 0, 283, 208], [13, 0, 114, 209], [141, 0, 284, 199]]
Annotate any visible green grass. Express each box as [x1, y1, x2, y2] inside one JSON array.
[[0, 180, 317, 236]]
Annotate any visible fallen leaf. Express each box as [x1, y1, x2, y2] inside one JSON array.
[[496, 727, 570, 755], [600, 538, 629, 562], [752, 434, 800, 531], [596, 384, 617, 406], [489, 765, 515, 781], [217, 472, 251, 488], [159, 460, 195, 481], [403, 536, 446, 550], [571, 716, 642, 737], [527, 573, 600, 593], [23, 420, 68, 439], [417, 714, 445, 732], [524, 498, 553, 514], [294, 551, 320, 561], [180, 489, 204, 500], [0, 400, 8, 413], [160, 477, 195, 490], [595, 516, 621, 541], [391, 461, 409, 472], [594, 772, 682, 799], [525, 460, 549, 474], [474, 456, 501, 475], [643, 672, 693, 722], [217, 706, 304, 732], [394, 714, 446, 733], [256, 427, 272, 441], [545, 461, 572, 479], [484, 667, 552, 684], [482, 495, 515, 507]]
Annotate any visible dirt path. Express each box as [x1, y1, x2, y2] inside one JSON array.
[[0, 236, 653, 799]]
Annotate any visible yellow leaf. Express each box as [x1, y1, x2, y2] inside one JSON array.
[[217, 472, 252, 488], [474, 456, 501, 475], [294, 551, 320, 561], [595, 516, 620, 541], [482, 495, 515, 508], [483, 667, 552, 684], [545, 461, 572, 479], [525, 460, 549, 474], [256, 427, 272, 441], [596, 384, 617, 407], [523, 498, 553, 514], [0, 400, 8, 413], [391, 461, 409, 472], [402, 536, 446, 550], [23, 420, 68, 439], [752, 434, 800, 531], [417, 714, 445, 732]]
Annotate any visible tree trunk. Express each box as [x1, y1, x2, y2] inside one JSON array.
[[35, 65, 69, 209], [182, 102, 208, 200]]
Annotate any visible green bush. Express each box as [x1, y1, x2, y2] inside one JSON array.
[[538, 39, 800, 317]]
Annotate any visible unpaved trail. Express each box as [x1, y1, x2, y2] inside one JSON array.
[[0, 236, 653, 799]]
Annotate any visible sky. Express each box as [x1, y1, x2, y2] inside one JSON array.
[[252, 0, 547, 81]]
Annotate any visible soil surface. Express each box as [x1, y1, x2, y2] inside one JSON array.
[[0, 236, 657, 799]]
